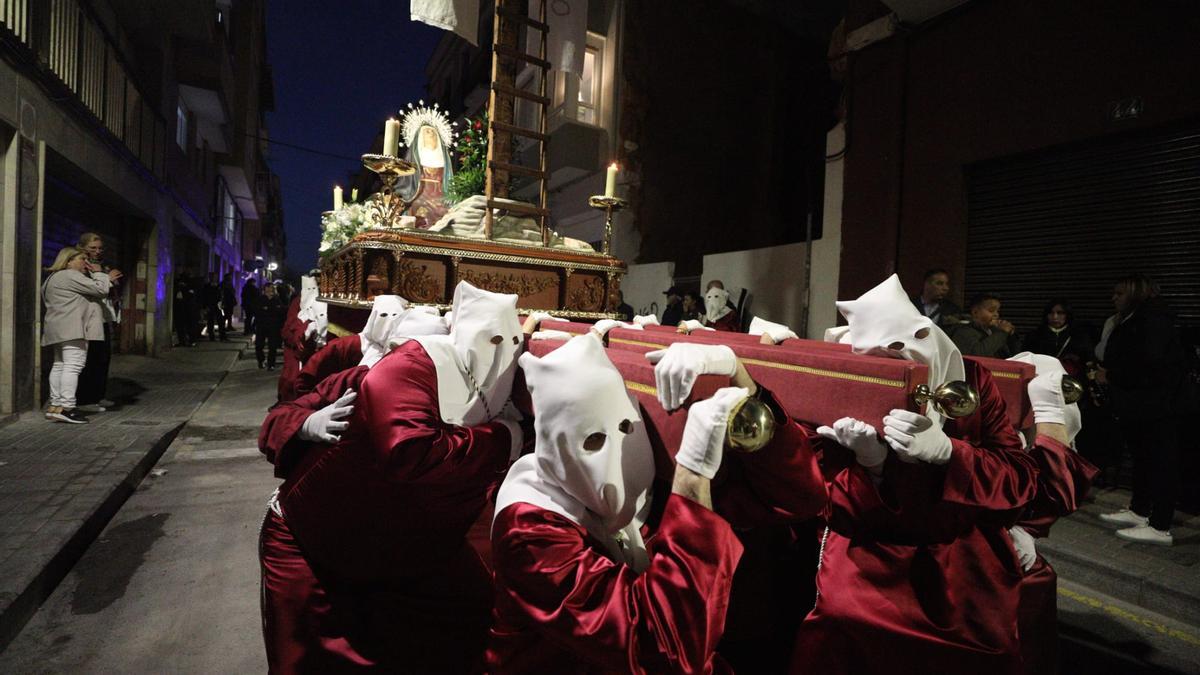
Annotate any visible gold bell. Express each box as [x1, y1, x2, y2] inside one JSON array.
[[1061, 376, 1084, 405], [726, 394, 777, 453], [912, 380, 980, 418]]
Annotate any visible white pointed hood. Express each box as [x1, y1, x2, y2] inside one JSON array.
[[297, 275, 319, 315], [298, 300, 329, 337], [836, 274, 965, 427], [412, 281, 522, 426], [1007, 351, 1082, 446], [704, 286, 732, 323], [495, 335, 655, 572], [358, 295, 409, 368]]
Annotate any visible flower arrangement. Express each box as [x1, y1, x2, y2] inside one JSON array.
[[318, 193, 373, 256], [445, 112, 488, 205]]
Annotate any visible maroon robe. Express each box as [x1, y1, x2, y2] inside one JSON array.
[[703, 310, 741, 333], [1015, 434, 1098, 675], [487, 389, 826, 674], [791, 360, 1039, 675], [488, 496, 744, 674], [278, 297, 309, 403], [259, 341, 515, 673], [293, 334, 364, 399]]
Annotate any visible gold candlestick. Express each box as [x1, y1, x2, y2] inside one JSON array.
[[361, 154, 422, 227], [587, 195, 628, 256]]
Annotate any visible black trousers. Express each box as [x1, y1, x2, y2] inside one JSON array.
[[243, 310, 257, 335], [256, 332, 281, 368], [206, 305, 226, 340], [76, 322, 112, 405], [1125, 418, 1181, 531]]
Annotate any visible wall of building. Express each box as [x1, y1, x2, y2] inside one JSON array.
[[837, 0, 1200, 304], [620, 260, 674, 320], [703, 242, 809, 332]]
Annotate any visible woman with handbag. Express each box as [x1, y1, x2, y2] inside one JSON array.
[[41, 247, 122, 424]]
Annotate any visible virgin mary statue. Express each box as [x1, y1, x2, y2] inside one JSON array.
[[399, 102, 456, 229]]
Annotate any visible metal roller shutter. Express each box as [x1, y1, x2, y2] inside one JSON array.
[[965, 123, 1200, 337]]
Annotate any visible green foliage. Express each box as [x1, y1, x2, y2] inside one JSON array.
[[445, 166, 486, 205]]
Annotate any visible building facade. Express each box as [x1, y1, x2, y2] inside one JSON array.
[[0, 0, 285, 417]]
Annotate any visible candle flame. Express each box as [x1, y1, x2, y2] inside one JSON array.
[[609, 162, 618, 170]]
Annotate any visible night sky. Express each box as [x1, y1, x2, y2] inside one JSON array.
[[265, 0, 445, 274]]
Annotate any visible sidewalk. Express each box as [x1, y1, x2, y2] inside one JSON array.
[[1040, 486, 1200, 626], [0, 340, 246, 650]]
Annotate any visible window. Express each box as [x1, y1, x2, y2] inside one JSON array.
[[576, 33, 605, 126], [216, 177, 240, 245], [176, 101, 188, 150]]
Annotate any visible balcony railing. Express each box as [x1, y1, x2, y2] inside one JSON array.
[[1, 0, 168, 180]]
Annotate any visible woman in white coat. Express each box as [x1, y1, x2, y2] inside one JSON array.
[[41, 247, 122, 423]]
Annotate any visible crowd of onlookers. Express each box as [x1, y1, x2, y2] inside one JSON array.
[[172, 273, 293, 371]]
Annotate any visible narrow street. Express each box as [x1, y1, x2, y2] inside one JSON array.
[[0, 344, 1196, 673]]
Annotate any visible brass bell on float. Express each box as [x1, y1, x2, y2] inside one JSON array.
[[911, 381, 980, 418], [1061, 375, 1084, 405], [726, 394, 777, 453]]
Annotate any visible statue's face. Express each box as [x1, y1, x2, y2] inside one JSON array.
[[421, 126, 440, 150]]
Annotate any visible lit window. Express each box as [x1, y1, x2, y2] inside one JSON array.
[[176, 102, 188, 150], [577, 35, 604, 126]]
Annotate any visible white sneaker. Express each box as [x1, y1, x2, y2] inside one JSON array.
[[77, 403, 106, 413], [1099, 509, 1149, 527], [98, 399, 116, 407], [1116, 524, 1173, 546]]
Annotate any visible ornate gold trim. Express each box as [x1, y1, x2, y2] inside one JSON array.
[[609, 337, 669, 349], [990, 371, 1022, 379], [739, 357, 908, 388], [353, 228, 615, 259], [334, 240, 622, 274], [624, 380, 657, 396], [320, 296, 619, 320]]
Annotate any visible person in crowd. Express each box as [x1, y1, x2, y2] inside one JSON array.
[[910, 268, 962, 326], [75, 233, 120, 412], [701, 279, 741, 332], [487, 335, 746, 673], [257, 281, 527, 672], [1097, 273, 1187, 546], [794, 274, 1037, 675], [949, 292, 1022, 358], [41, 247, 122, 424], [254, 284, 286, 370], [681, 291, 703, 323], [277, 275, 321, 403], [202, 272, 228, 342], [292, 296, 447, 398], [241, 278, 260, 336], [173, 272, 197, 347], [1005, 352, 1098, 674], [1021, 299, 1095, 376], [221, 276, 238, 333], [614, 289, 634, 321], [660, 286, 684, 327]]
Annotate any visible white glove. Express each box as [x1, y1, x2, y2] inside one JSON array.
[[676, 387, 748, 479], [494, 401, 525, 461], [881, 409, 954, 465], [816, 417, 888, 472], [303, 322, 317, 340], [528, 311, 565, 325], [1027, 371, 1066, 425], [1008, 526, 1038, 572], [633, 314, 660, 326], [749, 316, 799, 343], [677, 319, 715, 333], [591, 319, 630, 337], [531, 329, 573, 341], [645, 343, 738, 411], [297, 390, 357, 443]]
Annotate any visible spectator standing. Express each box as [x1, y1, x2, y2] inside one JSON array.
[[75, 233, 120, 412], [255, 283, 286, 369], [661, 286, 684, 327], [1097, 274, 1187, 546], [241, 278, 260, 336], [41, 247, 121, 424], [910, 268, 962, 326], [1022, 299, 1095, 377], [202, 273, 228, 342], [614, 290, 634, 321], [949, 292, 1021, 358], [221, 276, 238, 333], [173, 273, 197, 347]]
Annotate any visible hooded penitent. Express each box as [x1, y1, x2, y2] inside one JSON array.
[[298, 300, 329, 336], [412, 281, 523, 426], [1007, 351, 1082, 446], [357, 295, 409, 368], [298, 275, 318, 314], [704, 287, 732, 324], [495, 334, 656, 572], [835, 274, 965, 428]]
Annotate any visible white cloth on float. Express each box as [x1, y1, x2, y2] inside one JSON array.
[[749, 316, 798, 342]]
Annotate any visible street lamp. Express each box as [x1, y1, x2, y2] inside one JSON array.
[[267, 262, 278, 271]]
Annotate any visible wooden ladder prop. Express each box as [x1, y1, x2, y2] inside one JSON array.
[[484, 0, 551, 245]]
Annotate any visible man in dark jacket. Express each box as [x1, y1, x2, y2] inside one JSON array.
[[242, 279, 260, 336], [661, 286, 684, 327], [255, 284, 287, 369], [202, 273, 228, 342], [221, 276, 238, 333], [910, 268, 962, 326]]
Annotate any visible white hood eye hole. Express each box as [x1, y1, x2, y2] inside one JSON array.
[[583, 432, 607, 451], [888, 341, 905, 351], [914, 327, 930, 339], [490, 335, 503, 345], [512, 335, 519, 345], [379, 313, 389, 318], [618, 419, 633, 434]]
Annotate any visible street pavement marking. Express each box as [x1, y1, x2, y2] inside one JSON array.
[[1058, 586, 1200, 647]]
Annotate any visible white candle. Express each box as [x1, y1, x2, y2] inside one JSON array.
[[383, 118, 400, 157], [605, 162, 618, 198], [333, 185, 343, 211]]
